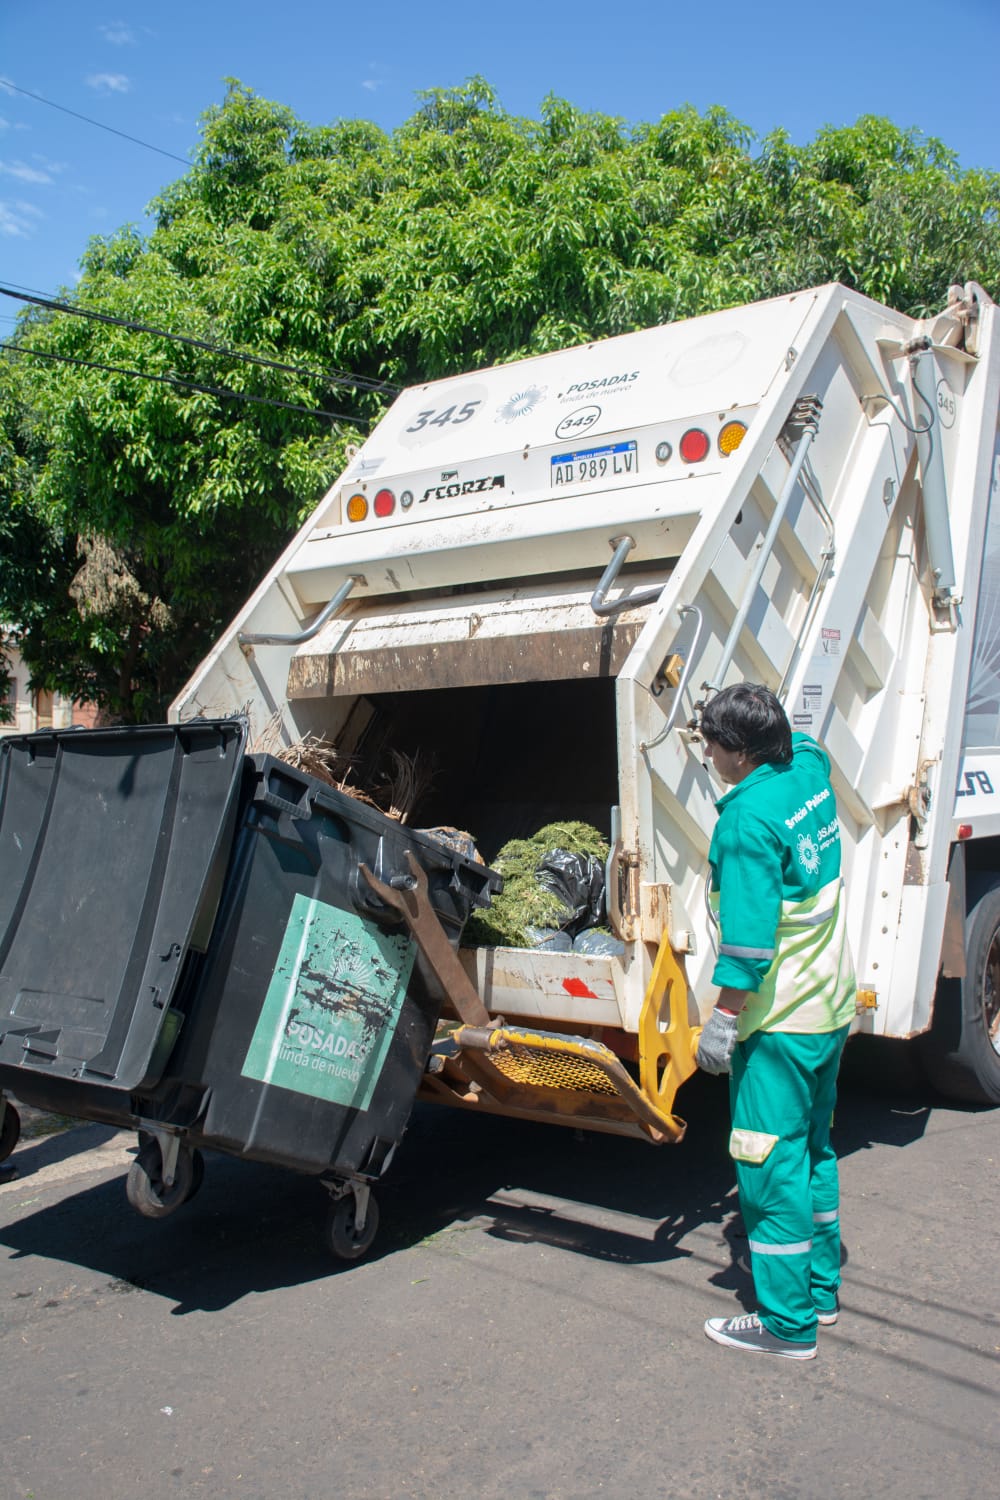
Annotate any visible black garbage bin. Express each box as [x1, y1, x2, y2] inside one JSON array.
[[0, 721, 499, 1258]]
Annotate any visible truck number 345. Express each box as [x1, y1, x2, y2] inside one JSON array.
[[406, 402, 481, 432]]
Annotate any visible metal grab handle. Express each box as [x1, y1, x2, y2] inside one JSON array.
[[238, 574, 365, 647], [640, 605, 703, 752], [591, 536, 666, 617]]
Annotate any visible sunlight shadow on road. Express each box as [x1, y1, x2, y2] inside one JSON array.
[[0, 1039, 956, 1311]]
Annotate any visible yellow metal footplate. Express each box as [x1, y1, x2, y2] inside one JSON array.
[[421, 936, 701, 1143]]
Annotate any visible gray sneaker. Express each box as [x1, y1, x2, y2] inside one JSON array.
[[704, 1312, 817, 1359]]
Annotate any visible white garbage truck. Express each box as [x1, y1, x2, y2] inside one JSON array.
[[173, 279, 1000, 1141]]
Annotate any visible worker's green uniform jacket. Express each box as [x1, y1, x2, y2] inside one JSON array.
[[708, 733, 856, 1040]]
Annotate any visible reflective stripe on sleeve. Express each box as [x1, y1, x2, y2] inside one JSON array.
[[812, 1210, 838, 1224], [720, 943, 776, 960], [747, 1237, 813, 1256]]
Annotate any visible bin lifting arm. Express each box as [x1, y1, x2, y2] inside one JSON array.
[[359, 852, 491, 1027]]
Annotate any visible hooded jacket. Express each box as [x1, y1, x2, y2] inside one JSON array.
[[708, 733, 856, 1040]]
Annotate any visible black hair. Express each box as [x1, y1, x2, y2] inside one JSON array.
[[700, 682, 792, 766]]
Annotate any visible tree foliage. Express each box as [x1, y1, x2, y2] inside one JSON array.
[[3, 79, 999, 720]]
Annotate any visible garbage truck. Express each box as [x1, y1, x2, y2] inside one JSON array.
[[3, 280, 999, 1257], [167, 278, 1000, 1139]]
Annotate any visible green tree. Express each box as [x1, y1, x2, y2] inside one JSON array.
[[3, 80, 998, 720]]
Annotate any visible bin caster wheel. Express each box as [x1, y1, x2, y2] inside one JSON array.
[[126, 1140, 201, 1220], [0, 1103, 21, 1163], [185, 1147, 206, 1203], [324, 1191, 379, 1262]]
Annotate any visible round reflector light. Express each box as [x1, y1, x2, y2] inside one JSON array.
[[679, 428, 710, 463], [346, 493, 368, 523], [718, 420, 747, 456], [374, 488, 395, 518], [400, 489, 414, 510], [655, 441, 673, 464]]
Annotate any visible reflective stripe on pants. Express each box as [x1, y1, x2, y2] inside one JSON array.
[[729, 1025, 850, 1343]]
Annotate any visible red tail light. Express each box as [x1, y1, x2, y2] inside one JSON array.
[[679, 428, 710, 463]]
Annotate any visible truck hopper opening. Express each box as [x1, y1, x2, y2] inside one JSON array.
[[339, 676, 619, 863]]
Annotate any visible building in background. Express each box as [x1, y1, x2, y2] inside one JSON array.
[[1, 641, 99, 737]]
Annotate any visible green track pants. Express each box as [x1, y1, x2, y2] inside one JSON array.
[[729, 1025, 850, 1344]]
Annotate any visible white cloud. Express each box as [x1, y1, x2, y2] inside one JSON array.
[[0, 199, 41, 237], [85, 73, 131, 94], [361, 63, 390, 92], [31, 154, 67, 174], [0, 159, 52, 184], [99, 22, 137, 44]]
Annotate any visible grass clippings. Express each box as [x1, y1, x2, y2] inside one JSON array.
[[463, 821, 609, 948]]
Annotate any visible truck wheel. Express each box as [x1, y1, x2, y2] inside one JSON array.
[[922, 881, 1000, 1105], [0, 1103, 21, 1163], [126, 1139, 198, 1219], [325, 1192, 379, 1261]]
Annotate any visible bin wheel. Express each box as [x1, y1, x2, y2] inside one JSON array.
[[0, 1103, 21, 1163], [324, 1192, 379, 1262], [185, 1147, 206, 1203], [126, 1140, 198, 1220]]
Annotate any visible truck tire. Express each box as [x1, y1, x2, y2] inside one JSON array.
[[921, 881, 1000, 1105]]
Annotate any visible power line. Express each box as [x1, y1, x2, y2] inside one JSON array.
[[1, 341, 369, 428], [0, 78, 191, 167], [0, 280, 55, 299], [0, 285, 400, 396]]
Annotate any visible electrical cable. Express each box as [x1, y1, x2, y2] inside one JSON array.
[[0, 341, 369, 428], [861, 378, 933, 435], [0, 281, 55, 297], [0, 285, 400, 396], [0, 78, 191, 166]]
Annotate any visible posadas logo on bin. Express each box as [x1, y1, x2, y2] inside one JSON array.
[[241, 895, 415, 1112]]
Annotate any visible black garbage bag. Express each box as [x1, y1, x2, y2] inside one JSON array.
[[534, 849, 606, 935]]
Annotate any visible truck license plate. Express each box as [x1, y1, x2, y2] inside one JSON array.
[[550, 440, 638, 487]]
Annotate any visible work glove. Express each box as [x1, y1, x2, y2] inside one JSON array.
[[695, 1007, 740, 1075]]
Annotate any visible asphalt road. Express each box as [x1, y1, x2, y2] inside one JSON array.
[[1, 1040, 997, 1500]]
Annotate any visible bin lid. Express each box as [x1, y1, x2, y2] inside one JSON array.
[[0, 718, 248, 1092]]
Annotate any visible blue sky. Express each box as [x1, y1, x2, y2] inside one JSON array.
[[1, 0, 998, 326]]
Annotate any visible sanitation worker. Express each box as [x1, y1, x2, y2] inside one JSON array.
[[695, 682, 856, 1360]]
